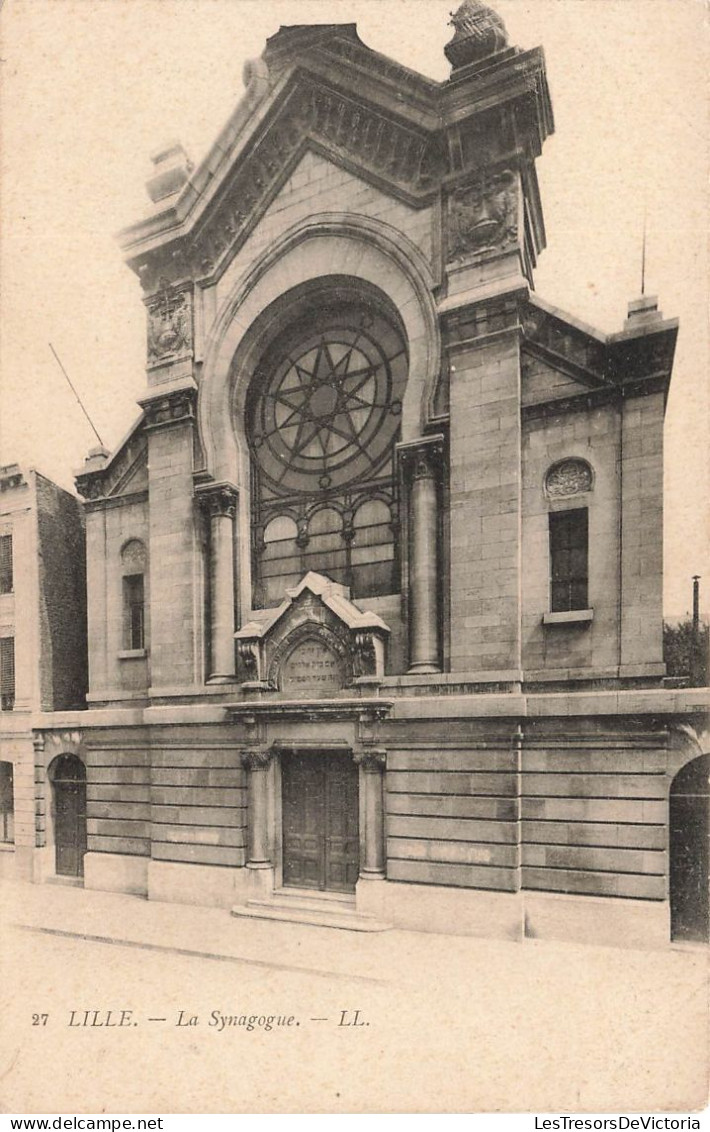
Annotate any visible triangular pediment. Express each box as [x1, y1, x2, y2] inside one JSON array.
[[521, 297, 611, 409], [119, 19, 553, 293], [238, 571, 389, 642], [235, 572, 389, 691], [521, 354, 598, 408], [122, 65, 443, 289], [75, 418, 148, 502]]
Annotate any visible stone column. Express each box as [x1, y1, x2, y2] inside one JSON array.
[[400, 437, 443, 674], [241, 749, 273, 870], [199, 484, 238, 683], [355, 749, 386, 878]]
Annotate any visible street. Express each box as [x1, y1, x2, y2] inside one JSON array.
[[0, 882, 707, 1113]]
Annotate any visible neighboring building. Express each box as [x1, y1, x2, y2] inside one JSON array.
[[34, 3, 708, 945], [0, 464, 87, 881]]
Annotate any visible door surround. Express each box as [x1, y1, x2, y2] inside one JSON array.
[[232, 699, 390, 916]]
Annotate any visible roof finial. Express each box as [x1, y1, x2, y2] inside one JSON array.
[[444, 0, 509, 70]]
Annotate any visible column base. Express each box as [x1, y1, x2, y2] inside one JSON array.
[[246, 863, 275, 900], [356, 872, 387, 919], [407, 662, 440, 674], [206, 673, 237, 685]]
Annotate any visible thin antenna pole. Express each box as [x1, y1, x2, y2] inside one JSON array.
[[48, 343, 105, 448], [641, 206, 647, 296]]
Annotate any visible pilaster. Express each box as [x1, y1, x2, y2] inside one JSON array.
[[141, 381, 200, 690], [446, 300, 523, 675], [398, 436, 445, 674], [241, 747, 275, 901], [196, 482, 238, 683]]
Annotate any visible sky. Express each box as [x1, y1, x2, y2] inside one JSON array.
[[0, 0, 708, 616]]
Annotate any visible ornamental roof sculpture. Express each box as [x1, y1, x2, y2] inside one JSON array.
[[444, 0, 510, 70]]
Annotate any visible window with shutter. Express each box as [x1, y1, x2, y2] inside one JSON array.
[[0, 637, 15, 711], [0, 535, 12, 594]]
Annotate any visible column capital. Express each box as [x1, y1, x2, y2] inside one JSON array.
[[396, 434, 445, 479], [139, 381, 197, 430], [353, 748, 387, 773], [195, 481, 238, 519], [241, 748, 273, 771]]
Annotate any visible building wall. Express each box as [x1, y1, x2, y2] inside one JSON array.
[[447, 331, 522, 676], [210, 150, 434, 340], [0, 468, 88, 880], [83, 722, 247, 868], [520, 717, 667, 900], [521, 400, 622, 679], [385, 719, 520, 891], [35, 473, 87, 711], [63, 21, 693, 950], [86, 497, 150, 700]]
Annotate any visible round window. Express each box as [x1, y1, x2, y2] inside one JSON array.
[[248, 304, 407, 495]]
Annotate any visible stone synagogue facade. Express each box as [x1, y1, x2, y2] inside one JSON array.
[[32, 2, 709, 945]]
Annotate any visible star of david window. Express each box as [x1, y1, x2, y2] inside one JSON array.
[[250, 306, 406, 495], [247, 300, 407, 608]]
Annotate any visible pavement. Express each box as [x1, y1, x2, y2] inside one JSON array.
[[1, 879, 708, 1114]]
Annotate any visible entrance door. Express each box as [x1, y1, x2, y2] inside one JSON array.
[[52, 755, 87, 878], [282, 751, 359, 893], [670, 754, 709, 943]]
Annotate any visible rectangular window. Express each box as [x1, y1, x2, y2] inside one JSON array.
[[0, 535, 12, 594], [549, 508, 588, 612], [0, 637, 15, 711], [123, 574, 145, 650], [0, 762, 14, 843]]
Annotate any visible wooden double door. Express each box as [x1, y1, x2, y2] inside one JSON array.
[[281, 751, 359, 893]]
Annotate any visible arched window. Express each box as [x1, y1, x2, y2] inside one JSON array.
[[261, 515, 300, 606], [351, 498, 394, 598], [50, 754, 87, 878], [0, 761, 13, 843], [670, 754, 709, 943], [248, 295, 406, 608], [121, 539, 148, 650]]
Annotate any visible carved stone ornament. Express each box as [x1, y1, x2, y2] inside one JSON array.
[[240, 748, 274, 771], [444, 0, 510, 69], [398, 436, 444, 481], [146, 285, 193, 366], [237, 640, 260, 681], [235, 572, 390, 694], [353, 631, 377, 678], [447, 169, 517, 262], [198, 485, 238, 520], [353, 748, 387, 773], [545, 459, 593, 498], [142, 388, 197, 430], [134, 81, 442, 292]]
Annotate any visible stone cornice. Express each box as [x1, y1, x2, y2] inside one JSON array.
[[118, 27, 554, 296], [440, 291, 676, 404]]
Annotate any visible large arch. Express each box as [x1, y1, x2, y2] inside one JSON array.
[[199, 212, 440, 487], [198, 212, 440, 613], [669, 752, 710, 943]]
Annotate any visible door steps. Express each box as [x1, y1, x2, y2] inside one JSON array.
[[231, 888, 391, 932]]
